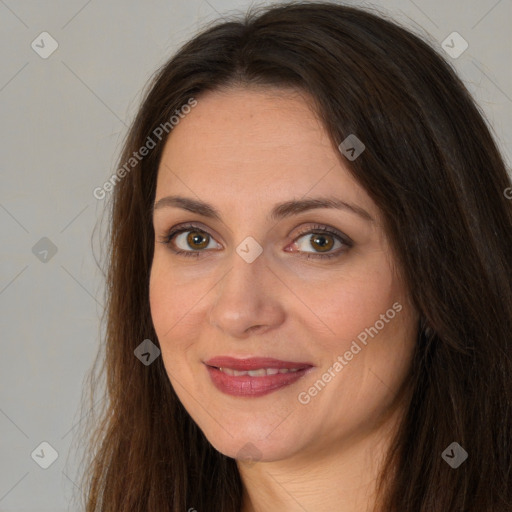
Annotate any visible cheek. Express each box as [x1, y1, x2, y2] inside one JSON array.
[[149, 264, 184, 344], [149, 257, 194, 322], [149, 267, 169, 333], [304, 263, 399, 343], [301, 258, 415, 398], [149, 260, 207, 362]]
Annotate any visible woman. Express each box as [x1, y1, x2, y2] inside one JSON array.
[[76, 2, 512, 511]]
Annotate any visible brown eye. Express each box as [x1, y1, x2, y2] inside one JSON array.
[[185, 230, 210, 250], [284, 223, 353, 260], [159, 223, 352, 261], [292, 229, 347, 259], [308, 233, 335, 252], [159, 224, 221, 258]]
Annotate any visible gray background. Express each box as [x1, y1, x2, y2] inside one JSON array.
[[0, 0, 510, 510]]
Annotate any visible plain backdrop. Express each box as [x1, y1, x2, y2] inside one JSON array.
[[0, 0, 510, 510]]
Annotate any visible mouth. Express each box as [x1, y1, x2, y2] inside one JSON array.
[[204, 356, 314, 397]]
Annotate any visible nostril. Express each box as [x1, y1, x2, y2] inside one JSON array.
[[245, 325, 264, 334]]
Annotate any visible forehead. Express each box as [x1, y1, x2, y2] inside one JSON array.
[[155, 87, 376, 219]]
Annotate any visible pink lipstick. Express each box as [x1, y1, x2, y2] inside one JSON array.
[[204, 356, 313, 397]]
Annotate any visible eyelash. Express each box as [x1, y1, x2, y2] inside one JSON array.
[[157, 223, 353, 260]]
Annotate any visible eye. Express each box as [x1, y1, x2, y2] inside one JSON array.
[[158, 224, 221, 258], [157, 223, 352, 260], [288, 225, 352, 260]]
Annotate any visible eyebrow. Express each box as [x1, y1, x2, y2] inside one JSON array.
[[152, 195, 374, 223]]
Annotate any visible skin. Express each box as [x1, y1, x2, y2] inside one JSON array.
[[149, 86, 419, 512]]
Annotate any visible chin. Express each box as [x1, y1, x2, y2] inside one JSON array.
[[197, 418, 303, 463]]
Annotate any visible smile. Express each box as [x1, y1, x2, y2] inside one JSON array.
[[203, 356, 314, 397], [216, 367, 301, 376]]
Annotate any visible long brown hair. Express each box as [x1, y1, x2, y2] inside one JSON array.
[[73, 2, 512, 510]]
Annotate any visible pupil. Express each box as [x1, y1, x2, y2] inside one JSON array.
[[188, 231, 208, 249], [313, 234, 332, 251]]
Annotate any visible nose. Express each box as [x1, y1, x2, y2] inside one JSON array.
[[208, 251, 286, 338]]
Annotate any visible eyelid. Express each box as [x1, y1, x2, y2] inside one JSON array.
[[162, 221, 222, 244], [293, 224, 353, 247]]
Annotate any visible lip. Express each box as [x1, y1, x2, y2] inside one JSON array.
[[204, 356, 314, 397], [204, 356, 313, 371]]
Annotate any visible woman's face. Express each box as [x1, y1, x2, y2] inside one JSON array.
[[149, 86, 419, 463]]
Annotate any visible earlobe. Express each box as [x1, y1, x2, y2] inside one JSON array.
[[419, 315, 434, 339]]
